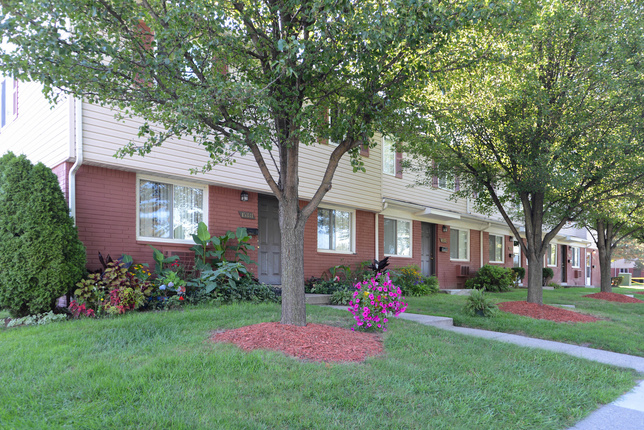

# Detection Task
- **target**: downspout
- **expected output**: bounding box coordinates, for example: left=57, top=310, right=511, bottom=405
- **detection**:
left=375, top=212, right=379, bottom=260
left=68, top=98, right=83, bottom=225
left=480, top=230, right=484, bottom=268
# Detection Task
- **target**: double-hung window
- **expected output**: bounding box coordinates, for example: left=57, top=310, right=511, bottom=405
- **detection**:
left=317, top=208, right=353, bottom=252
left=382, top=136, right=396, bottom=176
left=489, top=234, right=504, bottom=263
left=138, top=177, right=206, bottom=241
left=546, top=244, right=557, bottom=266
left=450, top=228, right=469, bottom=261
left=383, top=218, right=411, bottom=256
left=438, top=175, right=455, bottom=191
left=571, top=247, right=580, bottom=268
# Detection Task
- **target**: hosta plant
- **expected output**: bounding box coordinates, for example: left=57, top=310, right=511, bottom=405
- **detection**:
left=348, top=273, right=407, bottom=332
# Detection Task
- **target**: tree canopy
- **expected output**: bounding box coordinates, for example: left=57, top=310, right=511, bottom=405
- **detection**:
left=404, top=0, right=644, bottom=303
left=0, top=0, right=498, bottom=324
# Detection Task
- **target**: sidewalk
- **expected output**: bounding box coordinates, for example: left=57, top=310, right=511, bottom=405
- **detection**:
left=328, top=306, right=644, bottom=429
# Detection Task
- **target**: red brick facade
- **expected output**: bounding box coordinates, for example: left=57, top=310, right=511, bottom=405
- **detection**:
left=58, top=162, right=602, bottom=288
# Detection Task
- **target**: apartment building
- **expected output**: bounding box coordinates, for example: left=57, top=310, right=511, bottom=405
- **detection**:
left=0, top=80, right=601, bottom=288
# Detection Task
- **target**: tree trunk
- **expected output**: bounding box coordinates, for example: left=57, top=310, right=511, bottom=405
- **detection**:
left=278, top=195, right=307, bottom=326
left=599, top=249, right=613, bottom=293
left=526, top=250, right=544, bottom=304
left=596, top=220, right=614, bottom=293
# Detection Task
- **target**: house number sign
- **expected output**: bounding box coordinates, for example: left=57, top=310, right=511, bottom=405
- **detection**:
left=238, top=211, right=255, bottom=219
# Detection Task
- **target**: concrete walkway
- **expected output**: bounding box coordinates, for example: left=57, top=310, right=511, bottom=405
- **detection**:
left=327, top=306, right=644, bottom=429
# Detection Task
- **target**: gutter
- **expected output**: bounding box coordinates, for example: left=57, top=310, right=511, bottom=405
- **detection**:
left=68, top=97, right=83, bottom=225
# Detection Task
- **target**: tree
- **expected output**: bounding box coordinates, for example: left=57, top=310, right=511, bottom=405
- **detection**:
left=0, top=152, right=86, bottom=317
left=579, top=189, right=644, bottom=292
left=404, top=0, right=644, bottom=304
left=0, top=0, right=496, bottom=325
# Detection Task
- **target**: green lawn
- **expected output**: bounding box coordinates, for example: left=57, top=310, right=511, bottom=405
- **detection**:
left=407, top=287, right=644, bottom=357
left=0, top=303, right=638, bottom=430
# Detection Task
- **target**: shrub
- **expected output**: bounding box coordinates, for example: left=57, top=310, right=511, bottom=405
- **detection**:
left=465, top=265, right=514, bottom=292
left=190, top=262, right=279, bottom=304
left=390, top=265, right=439, bottom=296
left=542, top=268, right=554, bottom=285
left=463, top=289, right=498, bottom=317
left=511, top=267, right=525, bottom=287
left=0, top=152, right=86, bottom=317
left=330, top=288, right=353, bottom=305
left=304, top=276, right=349, bottom=294
left=348, top=273, right=407, bottom=332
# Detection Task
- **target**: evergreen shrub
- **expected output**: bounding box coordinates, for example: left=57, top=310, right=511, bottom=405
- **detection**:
left=0, top=152, right=86, bottom=317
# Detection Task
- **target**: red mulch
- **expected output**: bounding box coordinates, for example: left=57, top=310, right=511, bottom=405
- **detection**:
left=633, top=291, right=644, bottom=295
left=498, top=301, right=600, bottom=323
left=210, top=322, right=383, bottom=363
left=583, top=292, right=644, bottom=303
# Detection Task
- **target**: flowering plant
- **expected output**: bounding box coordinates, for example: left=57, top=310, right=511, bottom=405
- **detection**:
left=348, top=272, right=407, bottom=332
left=69, top=300, right=96, bottom=318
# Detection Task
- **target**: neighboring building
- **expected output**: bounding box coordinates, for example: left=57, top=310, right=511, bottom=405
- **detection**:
left=610, top=259, right=639, bottom=278
left=0, top=81, right=601, bottom=288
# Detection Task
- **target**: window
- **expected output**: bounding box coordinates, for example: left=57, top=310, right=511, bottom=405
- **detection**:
left=382, top=136, right=396, bottom=176
left=317, top=208, right=353, bottom=252
left=619, top=268, right=629, bottom=274
left=384, top=218, right=411, bottom=256
left=138, top=177, right=206, bottom=241
left=438, top=175, right=455, bottom=191
left=489, top=234, right=504, bottom=263
left=513, top=240, right=522, bottom=267
left=546, top=244, right=557, bottom=266
left=450, top=228, right=469, bottom=261
left=571, top=247, right=580, bottom=268
left=1, top=76, right=18, bottom=128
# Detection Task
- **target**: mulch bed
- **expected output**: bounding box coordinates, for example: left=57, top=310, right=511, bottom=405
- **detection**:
left=583, top=292, right=644, bottom=303
left=633, top=291, right=644, bottom=295
left=498, top=301, right=600, bottom=323
left=210, top=322, right=383, bottom=363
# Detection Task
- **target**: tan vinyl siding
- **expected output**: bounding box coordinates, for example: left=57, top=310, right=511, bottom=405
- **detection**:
left=0, top=81, right=70, bottom=167
left=82, top=103, right=382, bottom=211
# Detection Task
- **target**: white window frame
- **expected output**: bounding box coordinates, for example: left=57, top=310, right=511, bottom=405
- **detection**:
left=450, top=228, right=470, bottom=262
left=1, top=76, right=18, bottom=128
left=316, top=206, right=356, bottom=254
left=383, top=217, right=412, bottom=257
left=619, top=268, right=629, bottom=274
left=571, top=247, right=580, bottom=268
left=136, top=174, right=209, bottom=244
left=546, top=243, right=557, bottom=267
left=489, top=234, right=505, bottom=264
left=382, top=136, right=396, bottom=176
left=438, top=175, right=455, bottom=191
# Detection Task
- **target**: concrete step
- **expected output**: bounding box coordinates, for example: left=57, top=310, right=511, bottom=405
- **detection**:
left=441, top=289, right=472, bottom=296
left=305, top=294, right=332, bottom=305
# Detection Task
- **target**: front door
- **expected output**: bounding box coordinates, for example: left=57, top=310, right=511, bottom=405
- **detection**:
left=421, top=222, right=436, bottom=277
left=585, top=251, right=592, bottom=286
left=561, top=245, right=567, bottom=283
left=258, top=195, right=281, bottom=284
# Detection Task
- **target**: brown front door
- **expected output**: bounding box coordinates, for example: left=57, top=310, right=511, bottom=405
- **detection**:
left=258, top=195, right=281, bottom=284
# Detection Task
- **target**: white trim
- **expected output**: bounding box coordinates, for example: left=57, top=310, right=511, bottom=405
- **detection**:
left=136, top=174, right=209, bottom=243
left=489, top=234, right=505, bottom=264
left=316, top=205, right=356, bottom=254
left=383, top=216, right=413, bottom=257
left=450, top=227, right=470, bottom=262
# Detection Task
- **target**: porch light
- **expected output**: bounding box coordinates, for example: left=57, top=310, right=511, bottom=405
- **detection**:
left=240, top=190, right=249, bottom=202
left=442, top=225, right=448, bottom=232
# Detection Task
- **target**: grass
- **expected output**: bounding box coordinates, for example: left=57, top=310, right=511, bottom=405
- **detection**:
left=406, top=287, right=644, bottom=356
left=0, top=303, right=638, bottom=429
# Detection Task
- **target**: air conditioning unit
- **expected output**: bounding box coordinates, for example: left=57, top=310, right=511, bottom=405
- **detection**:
left=456, top=265, right=470, bottom=277
left=573, top=269, right=582, bottom=278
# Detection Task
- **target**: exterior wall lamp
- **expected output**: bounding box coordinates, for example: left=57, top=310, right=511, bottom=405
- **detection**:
left=442, top=225, right=448, bottom=233
left=240, top=190, right=249, bottom=202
